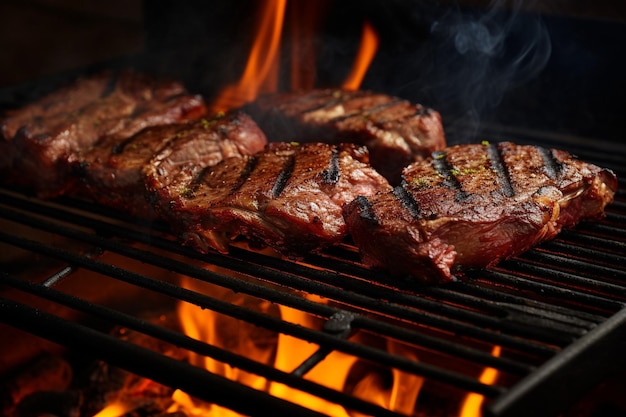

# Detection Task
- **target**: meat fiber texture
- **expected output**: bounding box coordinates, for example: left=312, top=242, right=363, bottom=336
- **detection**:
left=343, top=142, right=618, bottom=284
left=74, top=111, right=267, bottom=219
left=168, top=142, right=392, bottom=257
left=0, top=69, right=207, bottom=197
left=244, top=89, right=446, bottom=185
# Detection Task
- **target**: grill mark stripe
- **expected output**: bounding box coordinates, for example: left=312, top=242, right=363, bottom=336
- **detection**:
left=271, top=155, right=296, bottom=198
left=487, top=144, right=516, bottom=198
left=354, top=195, right=378, bottom=225
left=431, top=151, right=471, bottom=202
left=539, top=146, right=562, bottom=180
left=230, top=156, right=259, bottom=195
left=392, top=183, right=421, bottom=219
left=195, top=155, right=257, bottom=197
left=321, top=148, right=340, bottom=184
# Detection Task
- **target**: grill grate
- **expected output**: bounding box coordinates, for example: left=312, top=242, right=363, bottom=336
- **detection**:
left=1, top=128, right=625, bottom=417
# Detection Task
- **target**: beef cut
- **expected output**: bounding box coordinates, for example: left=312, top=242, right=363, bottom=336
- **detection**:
left=244, top=89, right=446, bottom=184
left=0, top=70, right=206, bottom=197
left=166, top=142, right=391, bottom=256
left=343, top=141, right=618, bottom=284
left=73, top=112, right=267, bottom=218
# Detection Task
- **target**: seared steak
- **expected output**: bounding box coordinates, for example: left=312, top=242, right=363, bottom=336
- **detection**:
left=167, top=142, right=391, bottom=256
left=343, top=142, right=618, bottom=284
left=74, top=112, right=267, bottom=218
left=0, top=70, right=206, bottom=197
left=144, top=111, right=268, bottom=220
left=243, top=89, right=446, bottom=184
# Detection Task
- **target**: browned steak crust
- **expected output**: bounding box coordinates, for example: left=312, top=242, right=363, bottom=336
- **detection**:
left=343, top=142, right=618, bottom=284
left=167, top=142, right=391, bottom=256
left=74, top=112, right=267, bottom=219
left=0, top=70, right=207, bottom=197
left=244, top=89, right=446, bottom=184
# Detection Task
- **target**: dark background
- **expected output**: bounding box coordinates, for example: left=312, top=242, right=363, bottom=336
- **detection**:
left=1, top=0, right=624, bottom=142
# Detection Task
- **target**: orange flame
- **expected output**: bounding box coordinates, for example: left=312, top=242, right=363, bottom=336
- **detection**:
left=288, top=1, right=329, bottom=91
left=458, top=346, right=502, bottom=417
left=92, top=401, right=135, bottom=417
left=170, top=272, right=424, bottom=416
left=211, top=0, right=287, bottom=112
left=212, top=0, right=379, bottom=112
left=341, top=21, right=379, bottom=91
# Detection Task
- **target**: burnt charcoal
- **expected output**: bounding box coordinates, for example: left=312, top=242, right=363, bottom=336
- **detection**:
left=343, top=142, right=618, bottom=283
left=0, top=69, right=207, bottom=197
left=244, top=89, right=446, bottom=184
left=169, top=142, right=391, bottom=256
left=1, top=355, right=73, bottom=416
left=15, top=390, right=82, bottom=417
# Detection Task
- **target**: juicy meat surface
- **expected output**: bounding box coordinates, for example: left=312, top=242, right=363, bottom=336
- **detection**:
left=0, top=69, right=206, bottom=196
left=74, top=112, right=267, bottom=218
left=168, top=142, right=391, bottom=256
left=144, top=111, right=268, bottom=220
left=343, top=141, right=618, bottom=284
left=243, top=89, right=446, bottom=184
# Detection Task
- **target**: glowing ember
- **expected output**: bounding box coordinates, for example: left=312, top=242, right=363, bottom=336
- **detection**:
left=458, top=346, right=502, bottom=417
left=341, top=21, right=380, bottom=91
left=92, top=401, right=135, bottom=417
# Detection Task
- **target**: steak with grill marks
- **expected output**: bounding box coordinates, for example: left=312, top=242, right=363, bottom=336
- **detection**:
left=0, top=69, right=206, bottom=197
left=168, top=142, right=391, bottom=256
left=143, top=112, right=268, bottom=220
left=73, top=112, right=267, bottom=219
left=343, top=141, right=618, bottom=284
left=243, top=89, right=446, bottom=184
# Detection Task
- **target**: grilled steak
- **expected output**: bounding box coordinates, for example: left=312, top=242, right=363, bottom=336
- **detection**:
left=167, top=142, right=391, bottom=256
left=144, top=112, right=268, bottom=220
left=243, top=89, right=446, bottom=184
left=0, top=70, right=206, bottom=197
left=343, top=141, right=618, bottom=284
left=74, top=112, right=267, bottom=218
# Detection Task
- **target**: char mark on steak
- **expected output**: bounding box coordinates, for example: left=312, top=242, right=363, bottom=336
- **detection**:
left=343, top=142, right=618, bottom=284
left=0, top=69, right=207, bottom=197
left=243, top=89, right=446, bottom=184
left=72, top=111, right=267, bottom=219
left=144, top=112, right=268, bottom=221
left=167, top=142, right=391, bottom=257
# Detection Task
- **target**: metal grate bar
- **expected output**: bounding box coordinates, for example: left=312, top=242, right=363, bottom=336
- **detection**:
left=0, top=297, right=330, bottom=417
left=0, top=201, right=563, bottom=358
left=0, top=230, right=508, bottom=397
left=0, top=273, right=404, bottom=417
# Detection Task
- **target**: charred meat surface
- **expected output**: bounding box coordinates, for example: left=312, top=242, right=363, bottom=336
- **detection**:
left=0, top=70, right=206, bottom=197
left=169, top=142, right=391, bottom=256
left=244, top=89, right=446, bottom=184
left=144, top=111, right=268, bottom=220
left=343, top=142, right=618, bottom=284
left=74, top=112, right=267, bottom=218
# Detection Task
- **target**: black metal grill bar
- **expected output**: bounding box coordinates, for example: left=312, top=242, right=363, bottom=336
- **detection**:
left=0, top=273, right=403, bottom=417
left=0, top=200, right=565, bottom=357
left=0, top=297, right=329, bottom=417
left=518, top=251, right=626, bottom=291
left=482, top=265, right=625, bottom=313
left=485, top=307, right=626, bottom=417
left=0, top=230, right=509, bottom=397
left=428, top=282, right=603, bottom=328
left=556, top=229, right=626, bottom=255
left=539, top=239, right=626, bottom=268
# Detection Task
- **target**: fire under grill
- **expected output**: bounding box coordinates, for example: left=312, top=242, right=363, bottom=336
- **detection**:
left=1, top=124, right=625, bottom=417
